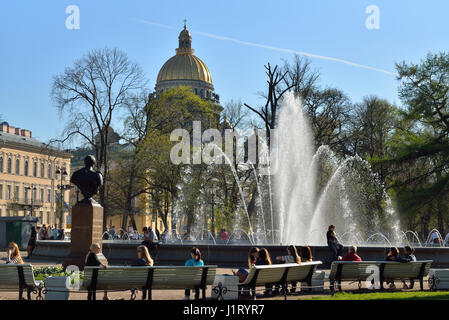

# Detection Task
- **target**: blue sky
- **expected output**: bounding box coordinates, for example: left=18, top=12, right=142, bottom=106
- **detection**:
left=0, top=0, right=448, bottom=144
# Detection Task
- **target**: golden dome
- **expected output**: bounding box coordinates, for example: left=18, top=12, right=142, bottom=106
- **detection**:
left=156, top=54, right=212, bottom=84
left=156, top=23, right=213, bottom=85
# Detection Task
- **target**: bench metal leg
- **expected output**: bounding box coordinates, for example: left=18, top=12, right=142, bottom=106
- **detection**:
left=251, top=287, right=256, bottom=300
left=194, top=287, right=200, bottom=300
left=88, top=289, right=96, bottom=300
left=18, top=287, right=24, bottom=300
left=27, top=288, right=32, bottom=300
left=420, top=278, right=424, bottom=291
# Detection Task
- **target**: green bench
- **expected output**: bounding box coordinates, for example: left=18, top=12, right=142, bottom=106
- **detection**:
left=82, top=265, right=217, bottom=300
left=238, top=261, right=322, bottom=299
left=329, top=260, right=433, bottom=292
left=0, top=264, right=45, bottom=300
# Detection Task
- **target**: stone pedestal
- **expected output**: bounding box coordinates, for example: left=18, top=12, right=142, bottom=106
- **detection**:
left=63, top=202, right=103, bottom=270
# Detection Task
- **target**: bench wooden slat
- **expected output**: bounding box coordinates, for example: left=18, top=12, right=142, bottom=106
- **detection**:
left=82, top=266, right=217, bottom=291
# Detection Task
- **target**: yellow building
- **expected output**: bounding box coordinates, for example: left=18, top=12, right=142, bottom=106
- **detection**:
left=0, top=122, right=72, bottom=227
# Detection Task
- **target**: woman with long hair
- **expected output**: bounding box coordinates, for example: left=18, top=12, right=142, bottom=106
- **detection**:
left=299, top=246, right=313, bottom=262
left=132, top=245, right=154, bottom=266
left=256, top=248, right=272, bottom=265
left=256, top=248, right=273, bottom=296
left=248, top=247, right=260, bottom=268
left=182, top=247, right=204, bottom=300
left=276, top=245, right=301, bottom=264
left=7, top=242, right=24, bottom=264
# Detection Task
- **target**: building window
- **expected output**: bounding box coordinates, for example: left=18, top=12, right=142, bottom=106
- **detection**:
left=6, top=185, right=11, bottom=200
left=0, top=156, right=3, bottom=172
left=47, top=189, right=51, bottom=203
left=24, top=160, right=29, bottom=176
left=14, top=186, right=19, bottom=200
left=48, top=164, right=52, bottom=179
left=33, top=162, right=37, bottom=177
left=40, top=188, right=44, bottom=202
left=15, top=158, right=20, bottom=175
left=0, top=184, right=3, bottom=199
left=32, top=188, right=37, bottom=201
left=40, top=163, right=45, bottom=178
left=7, top=158, right=12, bottom=174
left=47, top=212, right=50, bottom=225
left=24, top=188, right=28, bottom=202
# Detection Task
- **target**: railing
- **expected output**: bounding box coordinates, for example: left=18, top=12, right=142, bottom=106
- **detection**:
left=8, top=198, right=44, bottom=207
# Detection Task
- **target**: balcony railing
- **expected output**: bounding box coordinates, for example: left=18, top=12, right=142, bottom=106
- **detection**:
left=7, top=198, right=44, bottom=207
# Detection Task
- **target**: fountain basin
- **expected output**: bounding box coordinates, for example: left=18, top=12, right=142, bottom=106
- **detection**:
left=33, top=240, right=449, bottom=268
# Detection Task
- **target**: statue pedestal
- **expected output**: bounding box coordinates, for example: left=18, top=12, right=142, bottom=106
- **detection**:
left=63, top=202, right=104, bottom=270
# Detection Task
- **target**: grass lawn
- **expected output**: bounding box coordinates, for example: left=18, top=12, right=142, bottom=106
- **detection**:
left=303, top=291, right=449, bottom=300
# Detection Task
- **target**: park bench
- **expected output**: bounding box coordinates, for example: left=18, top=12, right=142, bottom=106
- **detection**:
left=236, top=261, right=322, bottom=300
left=329, top=260, right=433, bottom=292
left=0, top=264, right=45, bottom=300
left=82, top=265, right=217, bottom=300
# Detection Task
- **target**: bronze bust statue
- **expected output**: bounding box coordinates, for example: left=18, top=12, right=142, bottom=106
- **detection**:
left=70, top=155, right=103, bottom=204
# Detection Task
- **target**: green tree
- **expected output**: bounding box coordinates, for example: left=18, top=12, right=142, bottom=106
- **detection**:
left=383, top=52, right=449, bottom=236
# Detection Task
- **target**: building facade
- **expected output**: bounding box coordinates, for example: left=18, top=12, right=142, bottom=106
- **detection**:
left=0, top=122, right=72, bottom=227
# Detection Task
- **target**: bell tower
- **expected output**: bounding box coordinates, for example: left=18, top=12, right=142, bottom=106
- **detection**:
left=176, top=19, right=194, bottom=55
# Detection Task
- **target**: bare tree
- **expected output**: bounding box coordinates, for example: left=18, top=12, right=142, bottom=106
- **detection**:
left=244, top=56, right=320, bottom=147
left=51, top=47, right=147, bottom=220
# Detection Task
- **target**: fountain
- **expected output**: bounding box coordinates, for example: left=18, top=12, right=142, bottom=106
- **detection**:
left=34, top=92, right=449, bottom=267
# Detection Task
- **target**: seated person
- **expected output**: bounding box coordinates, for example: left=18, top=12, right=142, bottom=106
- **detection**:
left=339, top=245, right=362, bottom=261
left=182, top=247, right=204, bottom=300
left=385, top=247, right=400, bottom=289
left=299, top=246, right=313, bottom=262
left=396, top=246, right=417, bottom=289
left=233, top=248, right=259, bottom=297
left=132, top=245, right=154, bottom=266
left=275, top=245, right=301, bottom=293
left=397, top=246, right=416, bottom=263
left=275, top=245, right=301, bottom=264
left=85, top=243, right=109, bottom=300
left=6, top=242, right=24, bottom=264
left=256, top=248, right=274, bottom=296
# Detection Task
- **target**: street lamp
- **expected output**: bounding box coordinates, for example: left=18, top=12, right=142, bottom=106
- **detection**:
left=55, top=167, right=72, bottom=227
left=24, top=184, right=37, bottom=216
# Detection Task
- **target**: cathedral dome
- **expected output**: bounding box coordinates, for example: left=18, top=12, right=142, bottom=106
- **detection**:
left=156, top=22, right=214, bottom=90
left=156, top=54, right=212, bottom=84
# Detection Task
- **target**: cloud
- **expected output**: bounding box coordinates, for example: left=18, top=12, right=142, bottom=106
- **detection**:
left=135, top=18, right=396, bottom=76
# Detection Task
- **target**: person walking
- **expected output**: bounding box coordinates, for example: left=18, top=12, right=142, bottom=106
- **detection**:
left=26, top=226, right=37, bottom=259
